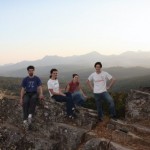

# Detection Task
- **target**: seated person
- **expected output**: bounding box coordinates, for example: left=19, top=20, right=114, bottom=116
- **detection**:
left=47, top=68, right=75, bottom=118
left=66, top=74, right=87, bottom=106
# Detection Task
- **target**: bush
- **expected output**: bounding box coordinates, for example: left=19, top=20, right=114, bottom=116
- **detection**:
left=84, top=92, right=127, bottom=119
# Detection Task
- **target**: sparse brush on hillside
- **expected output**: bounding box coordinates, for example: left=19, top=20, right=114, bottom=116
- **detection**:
left=83, top=92, right=127, bottom=118
left=0, top=75, right=149, bottom=119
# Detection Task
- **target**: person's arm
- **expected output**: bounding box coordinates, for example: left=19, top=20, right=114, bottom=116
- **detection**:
left=86, top=79, right=93, bottom=92
left=49, top=89, right=66, bottom=96
left=20, top=87, right=25, bottom=106
left=107, top=77, right=116, bottom=90
left=65, top=84, right=70, bottom=92
left=79, top=85, right=87, bottom=98
left=38, top=85, right=44, bottom=99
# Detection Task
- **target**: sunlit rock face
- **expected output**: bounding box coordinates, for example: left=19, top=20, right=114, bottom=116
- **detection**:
left=125, top=88, right=150, bottom=122
left=0, top=98, right=98, bottom=149
left=1, top=90, right=149, bottom=150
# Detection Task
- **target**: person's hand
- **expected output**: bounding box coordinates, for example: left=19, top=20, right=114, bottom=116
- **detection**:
left=106, top=86, right=110, bottom=90
left=61, top=93, right=66, bottom=96
left=39, top=95, right=44, bottom=100
left=83, top=95, right=87, bottom=99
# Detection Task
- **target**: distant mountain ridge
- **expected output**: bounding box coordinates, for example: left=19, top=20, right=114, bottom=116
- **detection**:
left=0, top=51, right=150, bottom=77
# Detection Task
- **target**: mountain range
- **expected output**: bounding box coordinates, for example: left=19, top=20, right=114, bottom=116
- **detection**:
left=0, top=51, right=150, bottom=78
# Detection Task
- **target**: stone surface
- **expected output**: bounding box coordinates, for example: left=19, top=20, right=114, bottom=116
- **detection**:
left=1, top=91, right=150, bottom=150
left=50, top=123, right=87, bottom=150
left=107, top=124, right=115, bottom=131
left=83, top=138, right=131, bottom=150
left=125, top=89, right=150, bottom=122
left=109, top=142, right=131, bottom=150
left=84, top=131, right=97, bottom=141
left=0, top=98, right=97, bottom=150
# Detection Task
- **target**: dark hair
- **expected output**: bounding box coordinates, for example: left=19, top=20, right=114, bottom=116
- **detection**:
left=94, top=62, right=102, bottom=68
left=72, top=73, right=78, bottom=78
left=50, top=68, right=58, bottom=78
left=27, top=65, right=35, bottom=70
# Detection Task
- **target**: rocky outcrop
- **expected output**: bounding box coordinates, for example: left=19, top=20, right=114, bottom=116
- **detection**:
left=106, top=88, right=150, bottom=150
left=125, top=89, right=150, bottom=122
left=0, top=97, right=133, bottom=150
left=83, top=138, right=131, bottom=150
left=1, top=87, right=150, bottom=150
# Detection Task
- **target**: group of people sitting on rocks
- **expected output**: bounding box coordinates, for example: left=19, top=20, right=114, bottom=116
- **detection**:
left=20, top=62, right=117, bottom=129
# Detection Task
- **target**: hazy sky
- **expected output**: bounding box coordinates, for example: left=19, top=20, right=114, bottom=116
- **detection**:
left=0, top=0, right=150, bottom=65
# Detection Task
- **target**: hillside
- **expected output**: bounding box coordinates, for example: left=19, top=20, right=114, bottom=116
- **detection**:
left=0, top=51, right=150, bottom=77
left=0, top=74, right=150, bottom=96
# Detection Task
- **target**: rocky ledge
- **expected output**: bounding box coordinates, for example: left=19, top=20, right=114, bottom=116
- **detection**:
left=0, top=89, right=150, bottom=150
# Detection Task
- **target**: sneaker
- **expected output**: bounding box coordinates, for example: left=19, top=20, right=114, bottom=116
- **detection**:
left=68, top=115, right=75, bottom=120
left=23, top=120, right=29, bottom=130
left=72, top=107, right=76, bottom=115
left=72, top=107, right=75, bottom=111
left=28, top=117, right=32, bottom=125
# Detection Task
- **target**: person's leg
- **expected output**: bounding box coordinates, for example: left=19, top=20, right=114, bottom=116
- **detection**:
left=28, top=93, right=38, bottom=119
left=23, top=94, right=30, bottom=121
left=94, top=93, right=103, bottom=120
left=52, top=94, right=74, bottom=116
left=72, top=91, right=85, bottom=106
left=52, top=95, right=67, bottom=102
left=65, top=92, right=75, bottom=109
left=101, top=92, right=116, bottom=118
left=66, top=94, right=75, bottom=116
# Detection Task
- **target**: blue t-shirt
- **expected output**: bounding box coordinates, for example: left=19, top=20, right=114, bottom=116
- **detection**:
left=21, top=76, right=42, bottom=93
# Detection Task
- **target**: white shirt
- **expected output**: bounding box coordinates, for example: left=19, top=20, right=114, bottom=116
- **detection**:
left=47, top=79, right=59, bottom=96
left=88, top=71, right=112, bottom=93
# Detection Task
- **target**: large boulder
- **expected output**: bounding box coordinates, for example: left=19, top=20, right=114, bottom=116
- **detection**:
left=125, top=89, right=150, bottom=122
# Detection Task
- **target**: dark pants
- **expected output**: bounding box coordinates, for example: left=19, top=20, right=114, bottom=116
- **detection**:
left=23, top=93, right=38, bottom=120
left=94, top=92, right=116, bottom=119
left=52, top=92, right=75, bottom=116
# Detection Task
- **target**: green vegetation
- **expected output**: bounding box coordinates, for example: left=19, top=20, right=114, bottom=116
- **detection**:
left=83, top=92, right=127, bottom=118
left=113, top=75, right=150, bottom=92
left=0, top=75, right=149, bottom=119
left=0, top=76, right=22, bottom=96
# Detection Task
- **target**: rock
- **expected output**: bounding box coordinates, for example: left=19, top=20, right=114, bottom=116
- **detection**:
left=0, top=98, right=97, bottom=149
left=1, top=93, right=149, bottom=150
left=112, top=130, right=133, bottom=143
left=107, top=124, right=115, bottom=130
left=51, top=123, right=87, bottom=150
left=109, top=142, right=131, bottom=150
left=126, top=89, right=150, bottom=122
left=84, top=131, right=97, bottom=141
left=83, top=138, right=131, bottom=150
left=83, top=138, right=104, bottom=150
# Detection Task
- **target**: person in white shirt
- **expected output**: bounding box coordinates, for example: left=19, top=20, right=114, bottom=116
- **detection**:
left=87, top=62, right=117, bottom=121
left=47, top=68, right=75, bottom=119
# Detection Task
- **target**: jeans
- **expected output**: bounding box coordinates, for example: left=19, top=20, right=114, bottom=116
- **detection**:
left=52, top=92, right=75, bottom=116
left=72, top=91, right=85, bottom=106
left=23, top=93, right=38, bottom=120
left=94, top=92, right=116, bottom=119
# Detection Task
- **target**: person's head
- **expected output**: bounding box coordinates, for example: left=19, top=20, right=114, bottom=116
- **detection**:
left=94, top=62, right=102, bottom=73
left=72, top=73, right=79, bottom=82
left=50, top=68, right=58, bottom=79
left=27, top=65, right=35, bottom=77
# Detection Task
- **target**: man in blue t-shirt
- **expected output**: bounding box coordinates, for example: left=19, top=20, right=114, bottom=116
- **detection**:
left=20, top=65, right=44, bottom=129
